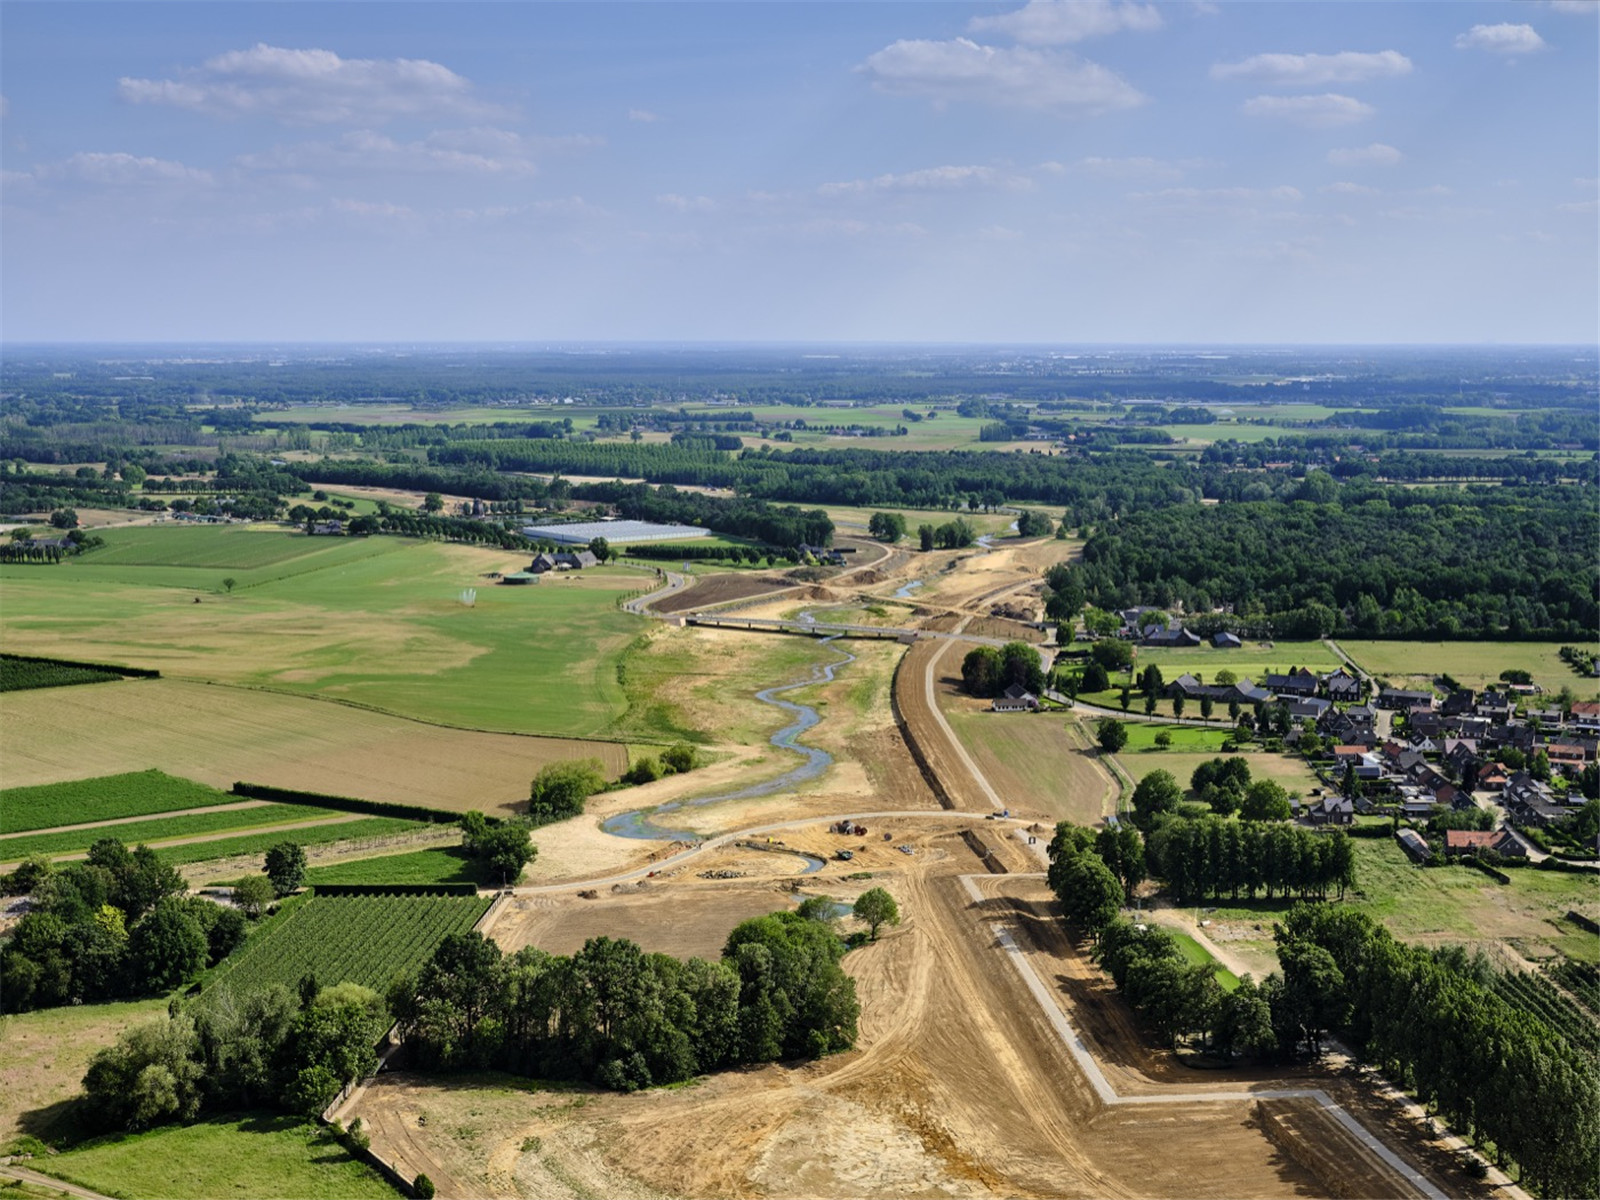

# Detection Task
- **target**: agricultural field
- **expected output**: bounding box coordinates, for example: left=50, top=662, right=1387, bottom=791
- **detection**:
left=151, top=816, right=428, bottom=868
left=303, top=845, right=490, bottom=888
left=0, top=801, right=352, bottom=864
left=0, top=655, right=123, bottom=693
left=1198, top=838, right=1600, bottom=960
left=821, top=503, right=1020, bottom=538
left=0, top=770, right=238, bottom=834
left=204, top=892, right=492, bottom=1002
left=1340, top=639, right=1600, bottom=700
left=28, top=1116, right=399, bottom=1200
left=942, top=708, right=1117, bottom=826
left=0, top=526, right=649, bottom=736
left=1122, top=747, right=1321, bottom=799
left=0, top=996, right=171, bottom=1145
left=1118, top=639, right=1345, bottom=683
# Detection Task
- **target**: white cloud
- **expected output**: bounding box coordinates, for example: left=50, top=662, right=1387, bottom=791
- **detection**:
left=818, top=164, right=1032, bottom=196
left=1454, top=24, right=1547, bottom=54
left=1067, top=155, right=1186, bottom=181
left=330, top=197, right=416, bottom=219
left=1322, top=181, right=1381, bottom=195
left=119, top=43, right=504, bottom=125
left=238, top=128, right=548, bottom=176
left=1557, top=198, right=1599, bottom=213
left=860, top=37, right=1145, bottom=114
left=1326, top=142, right=1403, bottom=167
left=1546, top=1, right=1597, bottom=14
left=1211, top=50, right=1412, bottom=86
left=967, top=0, right=1162, bottom=45
left=1242, top=93, right=1375, bottom=127
left=1131, top=185, right=1302, bottom=202
left=38, top=151, right=213, bottom=185
left=657, top=193, right=718, bottom=213
left=628, top=108, right=661, bottom=123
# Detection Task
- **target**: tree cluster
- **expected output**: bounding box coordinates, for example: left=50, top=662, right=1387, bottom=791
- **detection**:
left=1147, top=814, right=1356, bottom=903
left=391, top=916, right=858, bottom=1092
left=1, top=841, right=249, bottom=1013
left=82, top=978, right=389, bottom=1131
left=960, top=642, right=1044, bottom=698
left=527, top=759, right=610, bottom=821
left=1277, top=905, right=1599, bottom=1198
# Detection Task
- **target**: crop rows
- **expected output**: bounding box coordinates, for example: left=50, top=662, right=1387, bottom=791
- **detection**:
left=0, top=655, right=122, bottom=693
left=1493, top=969, right=1600, bottom=1056
left=206, top=893, right=491, bottom=1002
left=1, top=770, right=239, bottom=835
left=1547, top=960, right=1600, bottom=1018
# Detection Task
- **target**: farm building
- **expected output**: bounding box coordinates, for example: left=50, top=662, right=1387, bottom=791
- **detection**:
left=500, top=571, right=539, bottom=585
left=521, top=519, right=710, bottom=545
left=993, top=684, right=1039, bottom=713
left=1395, top=828, right=1432, bottom=863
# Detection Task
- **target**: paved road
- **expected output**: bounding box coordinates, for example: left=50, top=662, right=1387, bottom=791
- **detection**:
left=0, top=1164, right=117, bottom=1200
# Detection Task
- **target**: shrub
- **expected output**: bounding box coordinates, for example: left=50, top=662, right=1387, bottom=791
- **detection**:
left=528, top=758, right=608, bottom=821
left=414, top=1174, right=436, bottom=1199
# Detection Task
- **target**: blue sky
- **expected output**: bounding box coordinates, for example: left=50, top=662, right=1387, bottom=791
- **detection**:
left=2, top=1, right=1596, bottom=343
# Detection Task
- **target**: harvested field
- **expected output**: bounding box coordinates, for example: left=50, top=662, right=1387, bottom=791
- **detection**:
left=943, top=707, right=1117, bottom=826
left=651, top=572, right=794, bottom=614
left=0, top=678, right=627, bottom=818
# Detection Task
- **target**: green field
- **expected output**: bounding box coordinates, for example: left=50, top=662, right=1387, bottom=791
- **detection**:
left=1158, top=926, right=1241, bottom=990
left=1340, top=640, right=1600, bottom=700
left=32, top=1115, right=399, bottom=1200
left=205, top=892, right=491, bottom=1001
left=1197, top=837, right=1600, bottom=959
left=1117, top=723, right=1233, bottom=753
left=0, top=802, right=350, bottom=862
left=0, top=527, right=648, bottom=736
left=151, top=816, right=429, bottom=867
left=0, top=771, right=239, bottom=835
left=302, top=844, right=491, bottom=887
left=1121, top=638, right=1344, bottom=681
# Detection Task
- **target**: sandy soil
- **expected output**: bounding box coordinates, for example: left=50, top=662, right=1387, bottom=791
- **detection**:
left=0, top=678, right=626, bottom=816
left=354, top=825, right=1470, bottom=1200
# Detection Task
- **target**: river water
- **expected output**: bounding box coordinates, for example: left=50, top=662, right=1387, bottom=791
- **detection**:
left=600, top=636, right=857, bottom=842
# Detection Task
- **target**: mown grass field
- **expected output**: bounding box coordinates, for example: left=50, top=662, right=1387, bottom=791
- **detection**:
left=1119, top=638, right=1344, bottom=681
left=943, top=710, right=1116, bottom=826
left=1159, top=926, right=1241, bottom=990
left=0, top=996, right=171, bottom=1144
left=0, top=526, right=649, bottom=736
left=205, top=892, right=491, bottom=1001
left=0, top=802, right=349, bottom=863
left=0, top=770, right=237, bottom=834
left=1340, top=640, right=1599, bottom=699
left=1198, top=837, right=1600, bottom=959
left=31, top=1116, right=399, bottom=1200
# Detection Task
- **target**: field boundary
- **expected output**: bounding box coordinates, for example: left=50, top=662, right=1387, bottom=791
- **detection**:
left=1, top=650, right=161, bottom=680
left=231, top=782, right=469, bottom=827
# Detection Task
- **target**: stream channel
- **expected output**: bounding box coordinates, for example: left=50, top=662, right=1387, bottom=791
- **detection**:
left=600, top=633, right=855, bottom=859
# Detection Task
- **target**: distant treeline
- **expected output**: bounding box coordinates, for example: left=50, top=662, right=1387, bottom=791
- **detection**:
left=1061, top=483, right=1598, bottom=639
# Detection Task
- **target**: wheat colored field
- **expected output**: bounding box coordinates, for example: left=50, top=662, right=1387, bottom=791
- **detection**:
left=0, top=678, right=626, bottom=815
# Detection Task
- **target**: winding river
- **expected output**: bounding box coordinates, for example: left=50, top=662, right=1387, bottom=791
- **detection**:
left=601, top=636, right=857, bottom=843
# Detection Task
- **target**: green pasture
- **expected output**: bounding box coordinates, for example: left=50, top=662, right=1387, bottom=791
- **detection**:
left=0, top=770, right=237, bottom=835
left=1117, top=723, right=1234, bottom=753
left=1195, top=837, right=1599, bottom=959
left=1157, top=926, right=1241, bottom=990
left=0, top=803, right=348, bottom=863
left=302, top=844, right=490, bottom=887
left=32, top=1115, right=400, bottom=1200
left=0, top=526, right=647, bottom=736
left=1122, top=639, right=1344, bottom=681
left=1340, top=640, right=1599, bottom=699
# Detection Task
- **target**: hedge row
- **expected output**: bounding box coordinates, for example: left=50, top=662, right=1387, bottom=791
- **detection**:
left=231, top=782, right=476, bottom=827
left=0, top=650, right=160, bottom=679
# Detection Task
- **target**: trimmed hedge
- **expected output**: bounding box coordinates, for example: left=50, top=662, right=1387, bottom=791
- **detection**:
left=231, top=781, right=474, bottom=826
left=0, top=650, right=160, bottom=679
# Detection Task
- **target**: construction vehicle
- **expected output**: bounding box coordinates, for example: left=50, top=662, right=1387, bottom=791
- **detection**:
left=834, top=849, right=854, bottom=861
